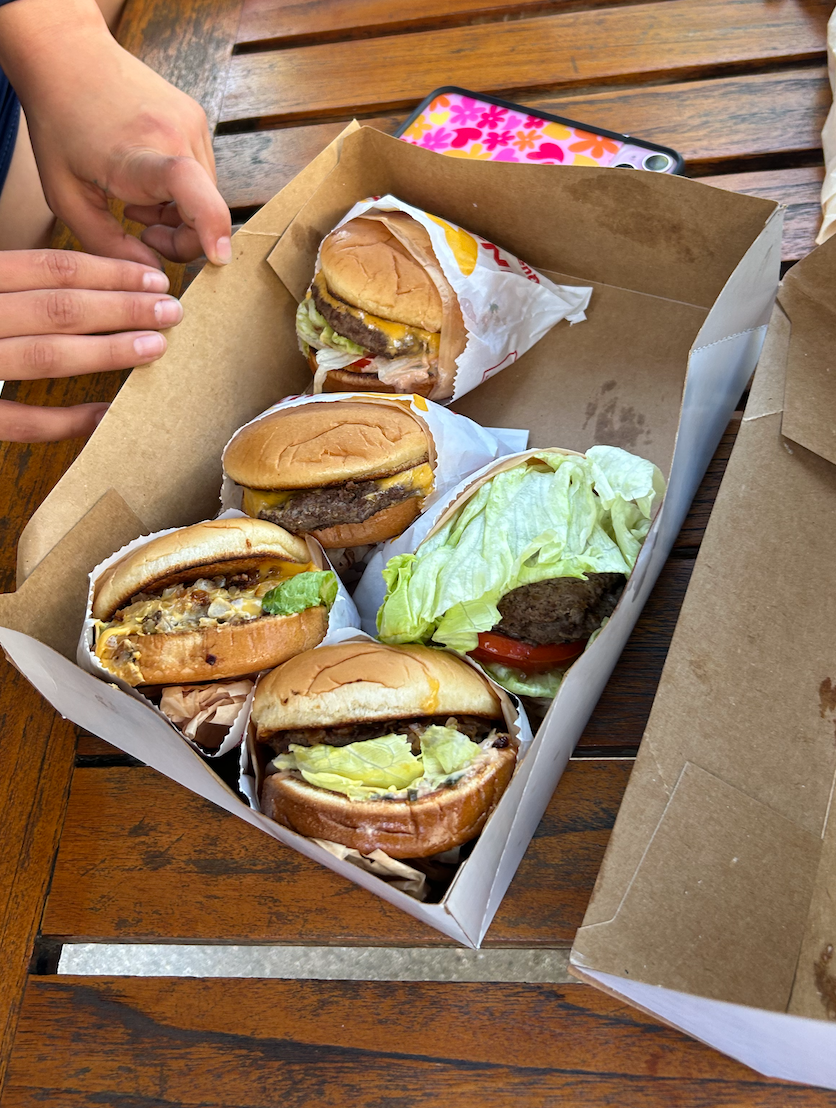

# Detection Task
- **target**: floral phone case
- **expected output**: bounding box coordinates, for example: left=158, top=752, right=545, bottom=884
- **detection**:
left=396, top=87, right=683, bottom=174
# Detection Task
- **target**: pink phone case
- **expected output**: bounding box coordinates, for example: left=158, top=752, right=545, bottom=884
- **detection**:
left=398, top=89, right=682, bottom=173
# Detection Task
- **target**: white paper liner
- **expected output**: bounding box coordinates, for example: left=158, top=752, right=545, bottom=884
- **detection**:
left=308, top=195, right=592, bottom=401
left=818, top=7, right=836, bottom=244
left=239, top=627, right=533, bottom=900
left=221, top=390, right=526, bottom=512
left=77, top=510, right=360, bottom=758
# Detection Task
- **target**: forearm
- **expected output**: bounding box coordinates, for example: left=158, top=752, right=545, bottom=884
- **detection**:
left=0, top=0, right=113, bottom=98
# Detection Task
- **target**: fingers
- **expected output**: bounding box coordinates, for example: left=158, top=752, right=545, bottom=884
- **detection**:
left=55, top=182, right=165, bottom=269
left=0, top=330, right=167, bottom=380
left=126, top=152, right=232, bottom=265
left=0, top=249, right=170, bottom=294
left=123, top=201, right=181, bottom=228
left=139, top=222, right=202, bottom=264
left=0, top=399, right=109, bottom=443
left=0, top=289, right=183, bottom=340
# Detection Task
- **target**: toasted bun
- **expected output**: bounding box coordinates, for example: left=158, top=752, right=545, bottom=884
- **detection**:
left=122, top=605, right=328, bottom=687
left=310, top=497, right=422, bottom=549
left=253, top=641, right=502, bottom=735
left=93, top=518, right=311, bottom=621
left=261, top=742, right=515, bottom=857
left=316, top=366, right=435, bottom=399
left=320, top=217, right=443, bottom=332
left=223, top=401, right=429, bottom=490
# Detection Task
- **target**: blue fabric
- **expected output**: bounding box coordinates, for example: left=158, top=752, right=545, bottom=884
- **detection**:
left=0, top=64, right=19, bottom=196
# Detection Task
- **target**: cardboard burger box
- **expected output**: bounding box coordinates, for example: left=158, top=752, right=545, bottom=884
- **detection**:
left=570, top=234, right=836, bottom=1090
left=0, top=124, right=781, bottom=946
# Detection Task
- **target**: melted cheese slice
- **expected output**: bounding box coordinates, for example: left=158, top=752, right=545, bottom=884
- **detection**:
left=242, top=462, right=434, bottom=517
left=93, top=561, right=316, bottom=681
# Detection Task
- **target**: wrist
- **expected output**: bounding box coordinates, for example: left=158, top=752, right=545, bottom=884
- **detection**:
left=0, top=0, right=113, bottom=96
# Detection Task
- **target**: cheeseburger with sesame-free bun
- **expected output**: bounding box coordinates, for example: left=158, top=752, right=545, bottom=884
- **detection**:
left=295, top=212, right=466, bottom=400
left=90, top=517, right=337, bottom=687
left=223, top=400, right=434, bottom=549
left=254, top=641, right=517, bottom=858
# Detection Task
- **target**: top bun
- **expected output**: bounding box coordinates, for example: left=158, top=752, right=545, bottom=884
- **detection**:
left=320, top=217, right=444, bottom=333
left=223, top=400, right=429, bottom=490
left=253, top=641, right=503, bottom=734
left=93, top=517, right=311, bottom=621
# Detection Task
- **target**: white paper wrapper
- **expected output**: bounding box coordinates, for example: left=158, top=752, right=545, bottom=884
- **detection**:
left=77, top=510, right=360, bottom=758
left=238, top=627, right=533, bottom=899
left=307, top=195, right=592, bottom=401
left=818, top=7, right=836, bottom=244
left=220, top=392, right=528, bottom=574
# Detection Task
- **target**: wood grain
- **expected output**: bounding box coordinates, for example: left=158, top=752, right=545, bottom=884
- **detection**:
left=0, top=659, right=77, bottom=1091
left=41, top=759, right=630, bottom=946
left=220, top=0, right=830, bottom=125
left=7, top=976, right=836, bottom=1107
left=694, top=166, right=825, bottom=262
left=236, top=0, right=671, bottom=47
left=214, top=66, right=828, bottom=211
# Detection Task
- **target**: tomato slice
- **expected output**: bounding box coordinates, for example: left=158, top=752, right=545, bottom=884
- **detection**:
left=469, top=632, right=587, bottom=673
left=346, top=357, right=373, bottom=371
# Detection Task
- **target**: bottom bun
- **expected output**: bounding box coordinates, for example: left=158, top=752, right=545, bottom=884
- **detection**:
left=310, top=496, right=423, bottom=549
left=130, top=606, right=328, bottom=686
left=260, top=743, right=516, bottom=858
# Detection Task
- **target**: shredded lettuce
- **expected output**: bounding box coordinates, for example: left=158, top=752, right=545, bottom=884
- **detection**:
left=270, top=725, right=482, bottom=801
left=479, top=663, right=565, bottom=700
left=295, top=296, right=366, bottom=357
left=377, top=449, right=664, bottom=654
left=262, top=571, right=337, bottom=617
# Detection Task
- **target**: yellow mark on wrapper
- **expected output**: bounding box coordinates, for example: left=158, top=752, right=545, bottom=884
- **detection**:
left=426, top=215, right=478, bottom=276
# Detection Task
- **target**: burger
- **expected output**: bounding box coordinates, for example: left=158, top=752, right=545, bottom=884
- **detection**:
left=376, top=446, right=665, bottom=700
left=223, top=400, right=434, bottom=549
left=295, top=212, right=466, bottom=400
left=90, top=517, right=337, bottom=687
left=254, top=641, right=517, bottom=858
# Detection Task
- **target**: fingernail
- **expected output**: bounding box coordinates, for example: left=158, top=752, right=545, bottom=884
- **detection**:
left=154, top=297, right=183, bottom=326
left=143, top=270, right=170, bottom=293
left=215, top=236, right=232, bottom=265
left=134, top=332, right=166, bottom=360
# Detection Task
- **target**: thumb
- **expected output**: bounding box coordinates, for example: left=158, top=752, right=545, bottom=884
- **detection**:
left=125, top=152, right=232, bottom=265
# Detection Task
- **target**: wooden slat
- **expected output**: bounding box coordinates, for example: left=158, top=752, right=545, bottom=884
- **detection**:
left=214, top=68, right=827, bottom=210
left=694, top=166, right=825, bottom=262
left=7, top=977, right=835, bottom=1106
left=0, top=0, right=245, bottom=1090
left=220, top=0, right=830, bottom=125
left=236, top=0, right=670, bottom=47
left=0, top=660, right=77, bottom=1092
left=41, top=759, right=630, bottom=946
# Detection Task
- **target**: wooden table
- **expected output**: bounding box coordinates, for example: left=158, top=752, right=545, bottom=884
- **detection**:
left=2, top=0, right=835, bottom=1103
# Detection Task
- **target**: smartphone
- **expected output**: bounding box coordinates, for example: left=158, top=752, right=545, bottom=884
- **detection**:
left=396, top=86, right=683, bottom=174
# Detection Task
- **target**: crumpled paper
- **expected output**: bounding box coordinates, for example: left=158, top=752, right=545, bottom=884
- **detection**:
left=817, top=7, right=836, bottom=244
left=160, top=680, right=253, bottom=743
left=310, top=195, right=592, bottom=401
left=312, top=839, right=429, bottom=900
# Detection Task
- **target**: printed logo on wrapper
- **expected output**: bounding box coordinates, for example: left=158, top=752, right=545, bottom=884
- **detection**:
left=317, top=195, right=592, bottom=402
left=77, top=509, right=361, bottom=759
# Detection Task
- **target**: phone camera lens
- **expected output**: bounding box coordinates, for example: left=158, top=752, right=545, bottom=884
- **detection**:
left=613, top=162, right=635, bottom=169
left=643, top=153, right=672, bottom=172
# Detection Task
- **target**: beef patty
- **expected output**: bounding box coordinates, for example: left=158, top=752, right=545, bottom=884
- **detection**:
left=312, top=271, right=437, bottom=359
left=262, top=714, right=502, bottom=757
left=258, top=473, right=425, bottom=533
left=494, top=573, right=626, bottom=645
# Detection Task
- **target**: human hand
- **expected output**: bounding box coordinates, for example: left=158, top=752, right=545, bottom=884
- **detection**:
left=0, top=1, right=231, bottom=268
left=0, top=250, right=181, bottom=443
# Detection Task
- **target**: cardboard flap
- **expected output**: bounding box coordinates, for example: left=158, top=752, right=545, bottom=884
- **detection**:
left=13, top=128, right=363, bottom=587
left=789, top=783, right=836, bottom=1021
left=0, top=489, right=146, bottom=658
left=573, top=762, right=820, bottom=1011
left=779, top=232, right=836, bottom=465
